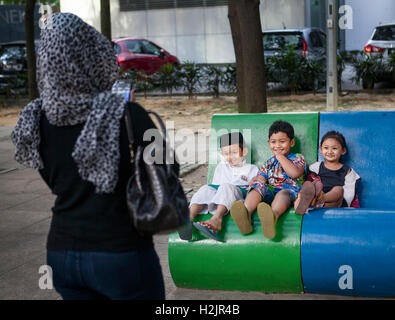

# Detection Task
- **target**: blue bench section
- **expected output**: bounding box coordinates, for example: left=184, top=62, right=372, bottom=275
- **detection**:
left=301, top=208, right=395, bottom=297
left=318, top=111, right=395, bottom=209
left=301, top=111, right=395, bottom=297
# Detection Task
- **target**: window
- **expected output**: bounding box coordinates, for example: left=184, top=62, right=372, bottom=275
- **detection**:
left=149, top=0, right=175, bottom=10
left=263, top=32, right=304, bottom=50
left=113, top=43, right=121, bottom=54
left=125, top=40, right=143, bottom=54
left=372, top=26, right=395, bottom=41
left=120, top=0, right=228, bottom=12
left=177, top=0, right=203, bottom=8
left=318, top=32, right=326, bottom=48
left=309, top=32, right=322, bottom=48
left=205, top=0, right=228, bottom=7
left=0, top=46, right=26, bottom=59
left=141, top=40, right=162, bottom=55
left=119, top=0, right=146, bottom=11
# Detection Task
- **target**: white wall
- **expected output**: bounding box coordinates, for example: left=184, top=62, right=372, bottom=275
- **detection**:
left=345, top=0, right=395, bottom=51
left=60, top=0, right=100, bottom=28
left=60, top=0, right=307, bottom=63
left=260, top=0, right=306, bottom=30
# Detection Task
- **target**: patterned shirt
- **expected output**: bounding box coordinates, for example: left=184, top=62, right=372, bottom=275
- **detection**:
left=258, top=153, right=306, bottom=193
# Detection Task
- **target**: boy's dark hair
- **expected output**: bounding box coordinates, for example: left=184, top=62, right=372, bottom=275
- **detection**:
left=320, top=131, right=347, bottom=150
left=268, top=120, right=294, bottom=140
left=220, top=132, right=245, bottom=149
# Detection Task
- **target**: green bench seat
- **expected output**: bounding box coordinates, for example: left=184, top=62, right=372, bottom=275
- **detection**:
left=168, top=112, right=319, bottom=293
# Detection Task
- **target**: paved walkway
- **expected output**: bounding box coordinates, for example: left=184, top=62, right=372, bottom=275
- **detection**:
left=0, top=125, right=378, bottom=300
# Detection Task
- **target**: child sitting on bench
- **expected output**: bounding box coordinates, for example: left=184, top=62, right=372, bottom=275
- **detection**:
left=230, top=120, right=306, bottom=239
left=294, top=130, right=360, bottom=214
left=186, top=132, right=259, bottom=242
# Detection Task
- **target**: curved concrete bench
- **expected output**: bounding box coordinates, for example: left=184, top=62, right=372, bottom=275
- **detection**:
left=168, top=111, right=395, bottom=297
left=301, top=208, right=395, bottom=298
left=169, top=211, right=303, bottom=292
left=300, top=110, right=395, bottom=298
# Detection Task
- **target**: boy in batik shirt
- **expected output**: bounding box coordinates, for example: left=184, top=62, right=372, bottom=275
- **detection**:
left=230, top=120, right=306, bottom=239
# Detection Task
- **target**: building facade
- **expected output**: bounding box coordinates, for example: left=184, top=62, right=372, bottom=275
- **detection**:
left=0, top=5, right=41, bottom=43
left=60, top=0, right=307, bottom=63
left=59, top=0, right=395, bottom=63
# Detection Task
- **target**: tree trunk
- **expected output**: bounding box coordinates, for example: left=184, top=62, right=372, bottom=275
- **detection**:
left=228, top=1, right=246, bottom=112
left=228, top=0, right=267, bottom=113
left=100, top=0, right=112, bottom=41
left=25, top=0, right=39, bottom=100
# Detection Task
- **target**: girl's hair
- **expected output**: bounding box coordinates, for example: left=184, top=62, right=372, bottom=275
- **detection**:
left=320, top=131, right=347, bottom=150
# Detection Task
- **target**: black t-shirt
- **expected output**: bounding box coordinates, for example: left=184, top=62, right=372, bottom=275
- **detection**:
left=39, top=102, right=155, bottom=252
left=318, top=162, right=350, bottom=193
left=318, top=162, right=350, bottom=207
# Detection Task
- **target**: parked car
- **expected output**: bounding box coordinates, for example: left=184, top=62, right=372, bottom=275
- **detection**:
left=364, top=23, right=395, bottom=59
left=0, top=40, right=39, bottom=94
left=112, top=38, right=180, bottom=75
left=262, top=27, right=326, bottom=61
left=0, top=40, right=39, bottom=73
left=363, top=22, right=395, bottom=87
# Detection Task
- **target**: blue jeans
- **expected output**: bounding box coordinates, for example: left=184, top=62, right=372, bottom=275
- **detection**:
left=47, top=247, right=165, bottom=300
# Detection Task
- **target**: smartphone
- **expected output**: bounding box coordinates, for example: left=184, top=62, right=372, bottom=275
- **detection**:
left=112, top=80, right=133, bottom=102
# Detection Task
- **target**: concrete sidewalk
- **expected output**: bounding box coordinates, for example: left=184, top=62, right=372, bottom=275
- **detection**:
left=0, top=125, right=376, bottom=300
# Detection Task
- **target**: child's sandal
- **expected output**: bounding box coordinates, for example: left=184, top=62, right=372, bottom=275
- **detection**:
left=257, top=202, right=277, bottom=239
left=230, top=200, right=253, bottom=234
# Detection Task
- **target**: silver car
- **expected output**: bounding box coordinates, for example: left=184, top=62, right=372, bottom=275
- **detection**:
left=262, top=27, right=326, bottom=61
left=365, top=23, right=395, bottom=61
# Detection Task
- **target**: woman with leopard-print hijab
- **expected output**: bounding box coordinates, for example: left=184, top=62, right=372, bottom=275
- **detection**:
left=11, top=13, right=164, bottom=300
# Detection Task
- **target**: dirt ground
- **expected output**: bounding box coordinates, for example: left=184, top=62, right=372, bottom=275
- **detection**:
left=1, top=90, right=395, bottom=128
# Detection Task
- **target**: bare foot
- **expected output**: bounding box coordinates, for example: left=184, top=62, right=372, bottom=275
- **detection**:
left=313, top=180, right=325, bottom=208
left=205, top=216, right=223, bottom=231
left=295, top=181, right=315, bottom=215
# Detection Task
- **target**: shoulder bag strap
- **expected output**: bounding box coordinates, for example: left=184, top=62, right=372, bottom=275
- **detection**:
left=146, top=110, right=174, bottom=176
left=124, top=103, right=135, bottom=162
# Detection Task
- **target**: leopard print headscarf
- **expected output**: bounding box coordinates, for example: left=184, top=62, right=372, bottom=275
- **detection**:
left=11, top=13, right=126, bottom=193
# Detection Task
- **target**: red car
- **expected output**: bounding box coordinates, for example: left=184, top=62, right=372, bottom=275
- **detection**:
left=112, top=37, right=180, bottom=75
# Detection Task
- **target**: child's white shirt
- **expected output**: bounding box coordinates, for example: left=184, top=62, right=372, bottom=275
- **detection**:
left=189, top=159, right=259, bottom=213
left=211, top=159, right=259, bottom=186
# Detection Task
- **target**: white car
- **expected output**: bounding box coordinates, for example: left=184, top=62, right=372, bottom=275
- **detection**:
left=365, top=23, right=395, bottom=61
left=363, top=23, right=395, bottom=88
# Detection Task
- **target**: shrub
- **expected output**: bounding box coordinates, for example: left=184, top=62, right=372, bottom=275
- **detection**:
left=222, top=64, right=237, bottom=94
left=203, top=64, right=226, bottom=98
left=267, top=45, right=308, bottom=95
left=179, top=61, right=202, bottom=99
left=157, top=63, right=182, bottom=97
left=389, top=52, right=395, bottom=81
left=121, top=68, right=157, bottom=99
left=350, top=52, right=387, bottom=89
left=303, top=57, right=326, bottom=94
